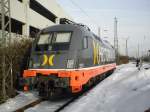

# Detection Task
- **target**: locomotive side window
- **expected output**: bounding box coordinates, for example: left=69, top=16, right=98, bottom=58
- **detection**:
left=83, top=36, right=88, bottom=49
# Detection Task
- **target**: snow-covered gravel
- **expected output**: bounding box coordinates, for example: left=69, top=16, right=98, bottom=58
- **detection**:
left=62, top=63, right=150, bottom=112
left=0, top=91, right=39, bottom=112
left=25, top=100, right=69, bottom=112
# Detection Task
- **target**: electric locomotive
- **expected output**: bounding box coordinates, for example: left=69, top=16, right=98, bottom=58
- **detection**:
left=23, top=19, right=116, bottom=98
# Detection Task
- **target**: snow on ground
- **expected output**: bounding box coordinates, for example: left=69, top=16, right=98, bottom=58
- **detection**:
left=25, top=100, right=69, bottom=112
left=62, top=63, right=150, bottom=112
left=0, top=91, right=39, bottom=112
left=0, top=62, right=150, bottom=112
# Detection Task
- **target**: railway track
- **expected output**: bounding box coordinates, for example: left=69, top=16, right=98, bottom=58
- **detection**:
left=13, top=83, right=98, bottom=112
left=13, top=95, right=79, bottom=112
left=14, top=98, right=44, bottom=112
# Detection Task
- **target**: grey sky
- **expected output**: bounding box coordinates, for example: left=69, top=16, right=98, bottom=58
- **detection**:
left=57, top=0, right=150, bottom=57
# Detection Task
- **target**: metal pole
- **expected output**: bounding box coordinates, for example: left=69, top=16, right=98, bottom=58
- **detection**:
left=98, top=27, right=101, bottom=37
left=125, top=37, right=129, bottom=57
left=0, top=0, right=12, bottom=101
left=143, top=36, right=146, bottom=57
left=126, top=39, right=127, bottom=56
left=114, top=17, right=119, bottom=64
left=1, top=0, right=7, bottom=100
left=138, top=43, right=140, bottom=58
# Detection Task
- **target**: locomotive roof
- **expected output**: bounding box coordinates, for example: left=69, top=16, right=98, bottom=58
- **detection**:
left=41, top=24, right=113, bottom=49
left=41, top=24, right=88, bottom=33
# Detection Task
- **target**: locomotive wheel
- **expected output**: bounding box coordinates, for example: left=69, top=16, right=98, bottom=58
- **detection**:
left=38, top=82, right=46, bottom=97
left=87, top=79, right=93, bottom=87
left=84, top=78, right=94, bottom=89
left=48, top=88, right=63, bottom=100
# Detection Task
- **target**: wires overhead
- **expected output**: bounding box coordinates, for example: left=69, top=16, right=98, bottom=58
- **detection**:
left=57, top=0, right=101, bottom=35
left=69, top=0, right=99, bottom=27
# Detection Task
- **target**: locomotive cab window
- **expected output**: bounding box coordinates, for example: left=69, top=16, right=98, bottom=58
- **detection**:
left=38, top=34, right=52, bottom=45
left=36, top=32, right=72, bottom=51
left=83, top=36, right=88, bottom=49
left=52, top=32, right=72, bottom=51
left=36, top=33, right=52, bottom=51
left=53, top=32, right=71, bottom=43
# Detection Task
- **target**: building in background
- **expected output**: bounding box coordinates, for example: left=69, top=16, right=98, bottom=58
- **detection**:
left=0, top=0, right=72, bottom=38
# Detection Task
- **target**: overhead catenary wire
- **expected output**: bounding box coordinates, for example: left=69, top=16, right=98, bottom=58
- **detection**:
left=69, top=0, right=99, bottom=27
left=57, top=0, right=102, bottom=36
left=57, top=0, right=100, bottom=27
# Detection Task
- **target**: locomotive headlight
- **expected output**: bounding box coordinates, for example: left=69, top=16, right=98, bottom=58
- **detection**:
left=67, top=59, right=74, bottom=68
left=33, top=63, right=40, bottom=67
